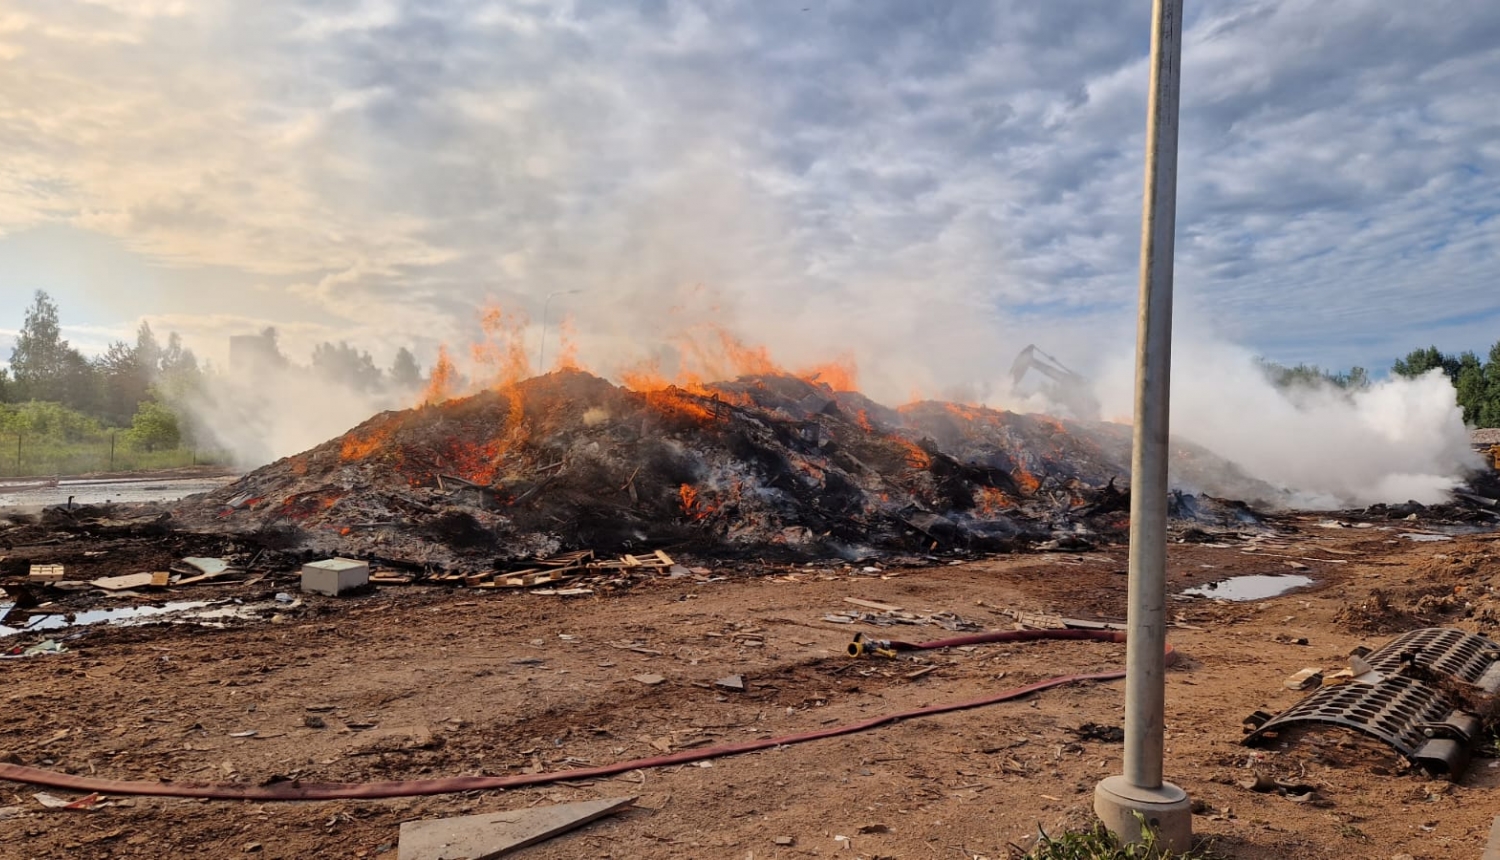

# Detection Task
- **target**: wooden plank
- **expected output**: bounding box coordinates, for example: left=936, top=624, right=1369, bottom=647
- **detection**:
left=653, top=550, right=675, bottom=567
left=91, top=573, right=158, bottom=592
left=498, top=570, right=577, bottom=588
left=398, top=797, right=636, bottom=860
left=844, top=597, right=902, bottom=613
left=150, top=571, right=171, bottom=587
left=539, top=550, right=593, bottom=567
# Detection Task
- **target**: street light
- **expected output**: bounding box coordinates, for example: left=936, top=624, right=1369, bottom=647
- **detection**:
left=1093, top=0, right=1192, bottom=851
left=538, top=289, right=582, bottom=372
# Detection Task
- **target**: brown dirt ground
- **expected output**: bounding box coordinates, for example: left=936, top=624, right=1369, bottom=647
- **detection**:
left=3, top=517, right=1500, bottom=859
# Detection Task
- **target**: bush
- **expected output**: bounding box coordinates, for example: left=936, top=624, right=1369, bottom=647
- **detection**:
left=125, top=401, right=181, bottom=451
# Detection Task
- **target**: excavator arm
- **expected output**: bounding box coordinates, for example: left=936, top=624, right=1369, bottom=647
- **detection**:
left=1009, top=345, right=1101, bottom=421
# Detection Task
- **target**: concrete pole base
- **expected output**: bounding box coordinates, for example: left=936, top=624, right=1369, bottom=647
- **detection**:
left=1093, top=775, right=1192, bottom=852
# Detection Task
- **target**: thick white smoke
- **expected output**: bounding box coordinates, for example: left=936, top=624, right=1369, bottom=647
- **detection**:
left=182, top=361, right=411, bottom=468
left=161, top=165, right=1480, bottom=508
left=1094, top=338, right=1483, bottom=508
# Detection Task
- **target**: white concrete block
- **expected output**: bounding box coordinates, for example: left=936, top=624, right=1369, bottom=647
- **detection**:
left=301, top=557, right=370, bottom=596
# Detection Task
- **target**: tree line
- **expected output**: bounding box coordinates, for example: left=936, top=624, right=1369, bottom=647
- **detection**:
left=1, top=290, right=427, bottom=457
left=1259, top=341, right=1500, bottom=428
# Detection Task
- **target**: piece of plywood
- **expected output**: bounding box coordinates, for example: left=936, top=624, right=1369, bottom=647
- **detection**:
left=398, top=796, right=636, bottom=860
left=91, top=573, right=158, bottom=591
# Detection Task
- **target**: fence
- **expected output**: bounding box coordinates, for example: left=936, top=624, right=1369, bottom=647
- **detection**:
left=1, top=431, right=229, bottom=478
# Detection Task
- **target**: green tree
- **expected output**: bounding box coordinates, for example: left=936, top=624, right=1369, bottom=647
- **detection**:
left=1340, top=366, right=1371, bottom=390
left=1257, top=359, right=1369, bottom=392
left=94, top=340, right=143, bottom=426
left=0, top=401, right=104, bottom=442
left=390, top=347, right=422, bottom=390
left=1479, top=341, right=1500, bottom=429
left=124, top=400, right=181, bottom=451
left=311, top=341, right=383, bottom=392
left=10, top=290, right=73, bottom=401
left=159, top=332, right=200, bottom=380
left=59, top=348, right=101, bottom=415
left=1454, top=351, right=1486, bottom=425
left=1393, top=346, right=1461, bottom=382
left=94, top=322, right=179, bottom=425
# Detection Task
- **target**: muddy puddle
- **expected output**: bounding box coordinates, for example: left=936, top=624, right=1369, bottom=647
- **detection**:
left=0, top=596, right=295, bottom=638
left=1180, top=573, right=1314, bottom=601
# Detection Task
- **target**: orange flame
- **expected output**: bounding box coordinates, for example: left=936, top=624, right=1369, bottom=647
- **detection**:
left=679, top=483, right=715, bottom=520
left=471, top=305, right=533, bottom=389
left=801, top=356, right=859, bottom=392
left=645, top=388, right=722, bottom=424
left=1013, top=467, right=1042, bottom=495
left=553, top=314, right=582, bottom=371
left=341, top=420, right=396, bottom=461
left=423, top=346, right=458, bottom=405
left=891, top=436, right=932, bottom=470
left=974, top=486, right=1015, bottom=516
left=619, top=325, right=858, bottom=396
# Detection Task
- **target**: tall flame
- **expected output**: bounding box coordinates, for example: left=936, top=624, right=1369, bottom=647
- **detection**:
left=471, top=306, right=533, bottom=389
left=423, top=346, right=458, bottom=405
left=554, top=314, right=582, bottom=371
left=618, top=325, right=858, bottom=395
left=414, top=304, right=859, bottom=410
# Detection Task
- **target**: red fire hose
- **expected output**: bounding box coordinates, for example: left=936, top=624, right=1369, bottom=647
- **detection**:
left=0, top=629, right=1172, bottom=801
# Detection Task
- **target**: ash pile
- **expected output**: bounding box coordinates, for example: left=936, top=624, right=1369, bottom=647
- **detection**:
left=176, top=370, right=1275, bottom=565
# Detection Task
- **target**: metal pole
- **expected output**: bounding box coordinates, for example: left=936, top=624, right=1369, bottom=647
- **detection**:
left=537, top=289, right=582, bottom=372
left=1094, top=0, right=1190, bottom=849
left=1123, top=0, right=1182, bottom=792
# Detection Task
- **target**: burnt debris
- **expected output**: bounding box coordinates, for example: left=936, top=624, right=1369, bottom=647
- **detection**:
left=174, top=370, right=1278, bottom=564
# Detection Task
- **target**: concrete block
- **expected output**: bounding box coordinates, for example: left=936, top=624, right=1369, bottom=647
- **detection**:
left=300, top=558, right=369, bottom=596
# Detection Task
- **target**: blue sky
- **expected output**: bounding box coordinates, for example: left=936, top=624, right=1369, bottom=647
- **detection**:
left=1, top=0, right=1497, bottom=399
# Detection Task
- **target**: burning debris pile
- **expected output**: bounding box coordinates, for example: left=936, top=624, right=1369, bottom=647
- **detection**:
left=177, top=370, right=1274, bottom=565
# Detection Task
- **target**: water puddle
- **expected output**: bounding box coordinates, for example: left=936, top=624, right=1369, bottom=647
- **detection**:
left=1399, top=532, right=1454, bottom=542
left=1180, top=573, right=1313, bottom=602
left=0, top=476, right=236, bottom=508
left=0, top=597, right=292, bottom=637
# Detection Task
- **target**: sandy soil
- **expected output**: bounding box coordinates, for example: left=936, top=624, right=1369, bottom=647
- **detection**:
left=2, top=516, right=1499, bottom=859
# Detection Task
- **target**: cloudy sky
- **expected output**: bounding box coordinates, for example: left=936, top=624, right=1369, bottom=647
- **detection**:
left=1, top=0, right=1497, bottom=400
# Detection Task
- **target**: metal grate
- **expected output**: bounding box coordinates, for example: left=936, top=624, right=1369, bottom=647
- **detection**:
left=1243, top=627, right=1500, bottom=779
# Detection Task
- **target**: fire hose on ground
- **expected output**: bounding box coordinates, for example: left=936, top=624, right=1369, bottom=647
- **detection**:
left=0, top=629, right=1174, bottom=802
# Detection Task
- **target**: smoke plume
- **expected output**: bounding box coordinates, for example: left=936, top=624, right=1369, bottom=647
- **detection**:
left=1095, top=338, right=1482, bottom=508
